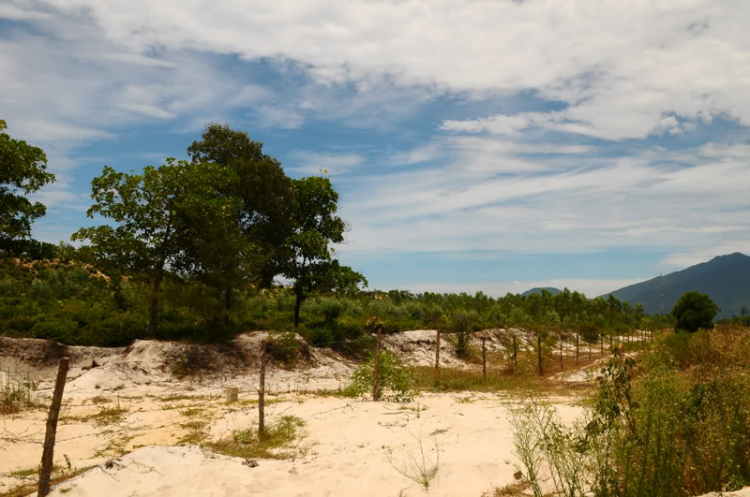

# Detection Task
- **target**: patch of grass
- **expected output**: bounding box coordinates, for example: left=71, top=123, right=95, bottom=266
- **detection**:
left=178, top=429, right=210, bottom=445
left=206, top=415, right=306, bottom=460
left=112, top=384, right=125, bottom=391
left=487, top=481, right=531, bottom=496
left=74, top=405, right=129, bottom=426
left=237, top=398, right=281, bottom=407
left=90, top=395, right=110, bottom=404
left=179, top=407, right=205, bottom=417
left=410, top=366, right=542, bottom=393
left=180, top=420, right=208, bottom=430
left=0, top=466, right=91, bottom=497
left=160, top=394, right=194, bottom=402
left=9, top=465, right=58, bottom=479
left=93, top=434, right=135, bottom=458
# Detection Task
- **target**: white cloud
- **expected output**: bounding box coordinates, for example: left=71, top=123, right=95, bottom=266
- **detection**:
left=336, top=143, right=750, bottom=258
left=15, top=0, right=748, bottom=141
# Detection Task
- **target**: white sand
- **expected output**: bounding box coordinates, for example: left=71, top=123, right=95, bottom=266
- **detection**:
left=9, top=394, right=581, bottom=497
left=0, top=332, right=593, bottom=496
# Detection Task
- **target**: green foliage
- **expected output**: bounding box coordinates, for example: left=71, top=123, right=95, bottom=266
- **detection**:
left=266, top=332, right=303, bottom=366
left=672, top=291, right=720, bottom=333
left=72, top=160, right=240, bottom=337
left=0, top=119, right=55, bottom=241
left=510, top=325, right=750, bottom=497
left=347, top=349, right=412, bottom=399
left=206, top=415, right=305, bottom=460
left=279, top=175, right=367, bottom=327
left=184, top=123, right=294, bottom=311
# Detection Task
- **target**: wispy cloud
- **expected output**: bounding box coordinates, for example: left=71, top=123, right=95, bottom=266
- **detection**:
left=288, top=151, right=366, bottom=176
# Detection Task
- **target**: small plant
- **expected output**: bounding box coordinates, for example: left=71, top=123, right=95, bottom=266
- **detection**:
left=347, top=349, right=413, bottom=400
left=1, top=367, right=38, bottom=414
left=206, top=415, right=306, bottom=460
left=386, top=433, right=440, bottom=490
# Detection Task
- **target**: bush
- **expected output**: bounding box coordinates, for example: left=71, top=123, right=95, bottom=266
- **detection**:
left=672, top=291, right=720, bottom=333
left=347, top=349, right=412, bottom=399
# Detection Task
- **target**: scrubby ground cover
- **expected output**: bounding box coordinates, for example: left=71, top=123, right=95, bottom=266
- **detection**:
left=509, top=325, right=750, bottom=497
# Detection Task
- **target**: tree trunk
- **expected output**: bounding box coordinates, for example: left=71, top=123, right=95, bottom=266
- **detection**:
left=294, top=288, right=303, bottom=329
left=148, top=269, right=163, bottom=338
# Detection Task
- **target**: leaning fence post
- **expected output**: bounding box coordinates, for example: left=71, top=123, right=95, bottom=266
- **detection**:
left=38, top=357, right=69, bottom=497
left=481, top=337, right=487, bottom=382
left=259, top=341, right=267, bottom=437
left=373, top=324, right=382, bottom=400
left=435, top=329, right=441, bottom=386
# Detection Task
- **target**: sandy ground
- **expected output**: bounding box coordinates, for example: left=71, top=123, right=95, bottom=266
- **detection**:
left=0, top=331, right=673, bottom=496
left=2, top=393, right=583, bottom=497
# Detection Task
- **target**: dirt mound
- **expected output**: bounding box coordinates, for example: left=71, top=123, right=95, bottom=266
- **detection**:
left=380, top=327, right=537, bottom=368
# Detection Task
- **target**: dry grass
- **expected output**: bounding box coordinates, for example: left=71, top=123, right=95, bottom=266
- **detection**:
left=1, top=367, right=38, bottom=414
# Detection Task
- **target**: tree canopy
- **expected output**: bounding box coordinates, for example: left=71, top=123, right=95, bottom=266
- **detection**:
left=672, top=291, right=720, bottom=333
left=280, top=175, right=367, bottom=327
left=0, top=119, right=55, bottom=242
left=72, top=160, right=240, bottom=337
left=186, top=124, right=295, bottom=320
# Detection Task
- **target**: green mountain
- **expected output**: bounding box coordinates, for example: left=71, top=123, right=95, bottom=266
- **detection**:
left=604, top=253, right=750, bottom=319
left=522, top=287, right=562, bottom=297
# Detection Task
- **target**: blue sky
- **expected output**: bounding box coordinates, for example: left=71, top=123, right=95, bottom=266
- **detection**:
left=2, top=1, right=750, bottom=297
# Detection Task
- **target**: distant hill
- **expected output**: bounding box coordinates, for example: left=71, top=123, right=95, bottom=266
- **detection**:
left=604, top=253, right=750, bottom=319
left=522, top=287, right=562, bottom=297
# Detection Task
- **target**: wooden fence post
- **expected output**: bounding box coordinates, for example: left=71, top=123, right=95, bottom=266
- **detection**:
left=512, top=335, right=517, bottom=372
left=481, top=337, right=487, bottom=382
left=38, top=357, right=69, bottom=497
left=600, top=335, right=603, bottom=356
left=576, top=334, right=579, bottom=364
left=435, top=329, right=441, bottom=386
left=538, top=335, right=543, bottom=376
left=559, top=335, right=564, bottom=371
left=373, top=325, right=382, bottom=400
left=259, top=341, right=267, bottom=437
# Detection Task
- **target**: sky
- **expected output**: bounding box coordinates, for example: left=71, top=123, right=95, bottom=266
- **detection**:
left=2, top=0, right=750, bottom=298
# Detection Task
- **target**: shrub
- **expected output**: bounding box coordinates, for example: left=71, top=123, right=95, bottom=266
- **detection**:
left=347, top=349, right=412, bottom=399
left=267, top=332, right=302, bottom=366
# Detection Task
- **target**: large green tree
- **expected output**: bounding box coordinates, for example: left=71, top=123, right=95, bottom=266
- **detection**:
left=672, top=291, right=720, bottom=333
left=0, top=120, right=55, bottom=242
left=73, top=160, right=239, bottom=337
left=186, top=124, right=294, bottom=320
left=280, top=176, right=367, bottom=328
